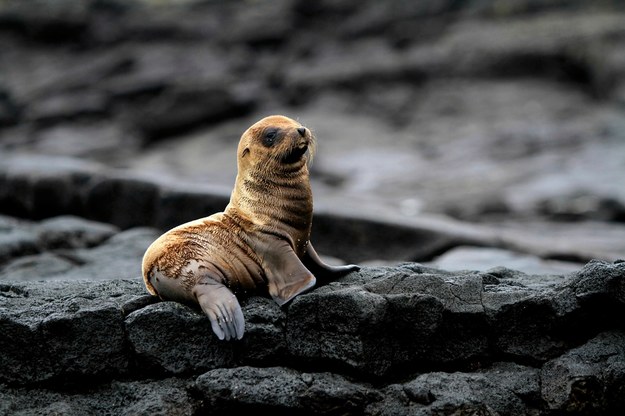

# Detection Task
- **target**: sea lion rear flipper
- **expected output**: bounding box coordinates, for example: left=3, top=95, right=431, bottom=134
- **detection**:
left=303, top=242, right=360, bottom=279
left=193, top=278, right=245, bottom=341
left=263, top=239, right=316, bottom=306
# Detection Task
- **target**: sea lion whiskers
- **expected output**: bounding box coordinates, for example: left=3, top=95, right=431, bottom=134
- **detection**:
left=306, top=132, right=316, bottom=167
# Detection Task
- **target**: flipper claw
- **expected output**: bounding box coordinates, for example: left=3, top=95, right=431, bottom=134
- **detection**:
left=194, top=279, right=245, bottom=340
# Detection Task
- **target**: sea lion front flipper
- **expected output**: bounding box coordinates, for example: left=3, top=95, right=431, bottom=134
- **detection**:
left=263, top=239, right=316, bottom=307
left=303, top=242, right=360, bottom=280
left=193, top=278, right=245, bottom=341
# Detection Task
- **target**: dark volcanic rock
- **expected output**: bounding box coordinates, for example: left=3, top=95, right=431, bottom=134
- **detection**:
left=126, top=296, right=288, bottom=376
left=571, top=258, right=625, bottom=305
left=0, top=252, right=75, bottom=280
left=287, top=261, right=625, bottom=378
left=153, top=183, right=229, bottom=231
left=541, top=331, right=625, bottom=414
left=236, top=296, right=288, bottom=366
left=0, top=0, right=90, bottom=42
left=1, top=2, right=625, bottom=238
left=0, top=377, right=196, bottom=416
left=0, top=155, right=104, bottom=220
left=130, top=81, right=256, bottom=141
left=0, top=259, right=624, bottom=414
left=0, top=88, right=20, bottom=126
left=85, top=175, right=160, bottom=229
left=371, top=362, right=541, bottom=415
left=57, top=227, right=159, bottom=280
left=310, top=209, right=494, bottom=263
left=26, top=90, right=109, bottom=123
left=0, top=215, right=151, bottom=281
left=194, top=366, right=380, bottom=416
left=29, top=121, right=138, bottom=161
left=0, top=279, right=146, bottom=385
left=0, top=215, right=40, bottom=265
left=126, top=301, right=237, bottom=376
left=37, top=215, right=118, bottom=249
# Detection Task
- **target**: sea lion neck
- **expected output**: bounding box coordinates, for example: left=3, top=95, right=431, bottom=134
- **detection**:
left=226, top=156, right=313, bottom=247
left=228, top=160, right=312, bottom=214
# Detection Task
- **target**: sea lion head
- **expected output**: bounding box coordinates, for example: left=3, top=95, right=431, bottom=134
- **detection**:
left=237, top=115, right=316, bottom=171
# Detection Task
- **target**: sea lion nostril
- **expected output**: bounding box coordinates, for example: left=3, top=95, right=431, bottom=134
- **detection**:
left=297, top=127, right=306, bottom=137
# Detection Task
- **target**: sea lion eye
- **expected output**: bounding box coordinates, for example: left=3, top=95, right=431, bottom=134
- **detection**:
left=262, top=129, right=278, bottom=147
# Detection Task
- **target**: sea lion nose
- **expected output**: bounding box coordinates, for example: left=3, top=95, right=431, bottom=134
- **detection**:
left=297, top=127, right=306, bottom=137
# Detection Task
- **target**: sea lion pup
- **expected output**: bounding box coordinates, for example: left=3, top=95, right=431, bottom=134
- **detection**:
left=142, top=115, right=360, bottom=340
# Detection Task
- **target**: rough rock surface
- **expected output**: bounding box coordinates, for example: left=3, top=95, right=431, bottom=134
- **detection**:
left=1, top=253, right=624, bottom=414
left=0, top=261, right=625, bottom=415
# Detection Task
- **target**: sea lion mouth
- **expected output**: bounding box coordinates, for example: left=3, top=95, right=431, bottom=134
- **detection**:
left=282, top=143, right=309, bottom=164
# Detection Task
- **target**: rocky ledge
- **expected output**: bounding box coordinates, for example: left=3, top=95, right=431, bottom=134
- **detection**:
left=1, top=258, right=624, bottom=415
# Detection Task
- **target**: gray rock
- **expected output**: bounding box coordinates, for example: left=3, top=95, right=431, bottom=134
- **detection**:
left=1, top=0, right=624, bottom=413
left=0, top=378, right=196, bottom=416
left=287, top=284, right=394, bottom=376
left=126, top=301, right=237, bottom=376
left=0, top=215, right=40, bottom=265
left=0, top=154, right=104, bottom=219
left=216, top=0, right=295, bottom=46
left=0, top=279, right=145, bottom=385
left=194, top=366, right=380, bottom=415
left=0, top=259, right=623, bottom=414
left=310, top=208, right=495, bottom=264
left=29, top=121, right=139, bottom=160
left=536, top=191, right=625, bottom=222
left=430, top=246, right=583, bottom=275
left=37, top=215, right=119, bottom=249
left=287, top=261, right=625, bottom=377
left=0, top=0, right=90, bottom=41
left=153, top=183, right=229, bottom=231
left=2, top=154, right=625, bottom=267
left=26, top=90, right=109, bottom=123
left=488, top=219, right=625, bottom=265
left=404, top=372, right=527, bottom=415
left=0, top=225, right=158, bottom=282
left=0, top=88, right=20, bottom=126
left=282, top=12, right=625, bottom=98
left=370, top=362, right=541, bottom=416
left=488, top=261, right=624, bottom=363
left=541, top=331, right=625, bottom=413
left=125, top=295, right=288, bottom=375
left=57, top=227, right=160, bottom=280
left=287, top=266, right=488, bottom=377
left=85, top=175, right=160, bottom=229
left=571, top=259, right=625, bottom=305
left=236, top=296, right=288, bottom=365
left=129, top=81, right=255, bottom=141
left=0, top=252, right=75, bottom=280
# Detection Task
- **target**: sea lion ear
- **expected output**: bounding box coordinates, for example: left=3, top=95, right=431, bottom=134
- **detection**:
left=241, top=148, right=250, bottom=158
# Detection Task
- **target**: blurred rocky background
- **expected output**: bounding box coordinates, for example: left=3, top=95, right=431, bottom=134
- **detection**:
left=2, top=0, right=625, bottom=274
